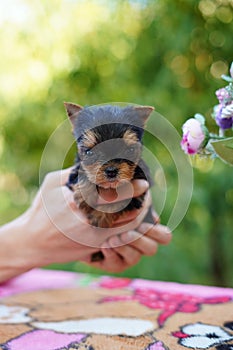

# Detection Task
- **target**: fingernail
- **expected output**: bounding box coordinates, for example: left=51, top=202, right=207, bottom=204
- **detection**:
left=164, top=226, right=172, bottom=235
left=109, top=235, right=121, bottom=247
left=121, top=231, right=134, bottom=243
left=152, top=210, right=160, bottom=223
left=101, top=241, right=110, bottom=249
left=138, top=179, right=149, bottom=189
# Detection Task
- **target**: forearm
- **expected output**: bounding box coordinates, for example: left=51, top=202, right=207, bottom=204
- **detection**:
left=0, top=213, right=37, bottom=283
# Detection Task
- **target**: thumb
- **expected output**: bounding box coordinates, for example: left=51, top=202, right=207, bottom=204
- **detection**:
left=42, top=167, right=74, bottom=189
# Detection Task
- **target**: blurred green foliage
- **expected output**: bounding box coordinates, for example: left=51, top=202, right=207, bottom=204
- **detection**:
left=0, top=0, right=232, bottom=287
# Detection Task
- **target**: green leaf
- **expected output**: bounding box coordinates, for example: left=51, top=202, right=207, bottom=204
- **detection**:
left=211, top=137, right=233, bottom=165
left=226, top=143, right=233, bottom=150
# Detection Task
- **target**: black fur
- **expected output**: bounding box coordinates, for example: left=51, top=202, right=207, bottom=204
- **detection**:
left=66, top=104, right=154, bottom=225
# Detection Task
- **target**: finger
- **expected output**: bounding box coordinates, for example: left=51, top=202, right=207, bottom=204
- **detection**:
left=137, top=222, right=172, bottom=245
left=42, top=168, right=74, bottom=189
left=120, top=230, right=158, bottom=256
left=108, top=235, right=141, bottom=266
left=112, top=191, right=152, bottom=229
left=97, top=179, right=149, bottom=205
left=113, top=209, right=141, bottom=225
left=94, top=247, right=127, bottom=273
left=151, top=210, right=160, bottom=224
left=59, top=167, right=75, bottom=186
left=118, top=179, right=149, bottom=198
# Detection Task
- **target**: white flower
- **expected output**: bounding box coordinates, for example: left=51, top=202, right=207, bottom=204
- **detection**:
left=0, top=305, right=32, bottom=323
left=221, top=103, right=233, bottom=119
left=32, top=317, right=154, bottom=337
left=179, top=322, right=233, bottom=349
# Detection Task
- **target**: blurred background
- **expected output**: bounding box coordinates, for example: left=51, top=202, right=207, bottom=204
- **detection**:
left=0, top=0, right=232, bottom=287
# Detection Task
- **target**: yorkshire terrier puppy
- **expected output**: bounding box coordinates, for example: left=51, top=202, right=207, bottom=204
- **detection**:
left=65, top=103, right=154, bottom=229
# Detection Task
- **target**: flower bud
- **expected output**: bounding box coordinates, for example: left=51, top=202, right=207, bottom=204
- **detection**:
left=181, top=117, right=208, bottom=155
left=215, top=88, right=231, bottom=104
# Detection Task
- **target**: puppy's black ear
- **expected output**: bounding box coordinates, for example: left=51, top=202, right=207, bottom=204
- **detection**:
left=134, top=106, right=154, bottom=124
left=64, top=102, right=83, bottom=128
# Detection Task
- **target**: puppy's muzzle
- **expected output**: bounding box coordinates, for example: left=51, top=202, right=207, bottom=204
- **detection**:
left=104, top=166, right=119, bottom=179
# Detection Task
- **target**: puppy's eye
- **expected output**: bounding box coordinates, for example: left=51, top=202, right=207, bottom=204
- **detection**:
left=85, top=149, right=93, bottom=156
left=126, top=147, right=135, bottom=154
left=124, top=144, right=140, bottom=160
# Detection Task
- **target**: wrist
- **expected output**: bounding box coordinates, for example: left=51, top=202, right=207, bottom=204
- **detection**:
left=0, top=212, right=38, bottom=283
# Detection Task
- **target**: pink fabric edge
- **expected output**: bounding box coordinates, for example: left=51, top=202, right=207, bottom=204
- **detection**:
left=0, top=268, right=77, bottom=297
left=1, top=269, right=233, bottom=298
left=131, top=279, right=233, bottom=298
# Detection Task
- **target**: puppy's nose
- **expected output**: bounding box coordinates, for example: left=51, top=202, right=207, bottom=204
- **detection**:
left=105, top=166, right=118, bottom=178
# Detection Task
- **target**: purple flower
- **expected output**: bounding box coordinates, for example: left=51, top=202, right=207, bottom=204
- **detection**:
left=181, top=118, right=207, bottom=155
left=221, top=103, right=233, bottom=118
left=215, top=103, right=233, bottom=130
left=216, top=116, right=233, bottom=130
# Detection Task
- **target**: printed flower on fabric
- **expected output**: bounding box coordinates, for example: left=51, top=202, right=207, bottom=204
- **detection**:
left=173, top=322, right=233, bottom=349
left=3, top=329, right=86, bottom=350
left=0, top=305, right=32, bottom=323
left=32, top=317, right=154, bottom=337
left=181, top=116, right=207, bottom=155
left=146, top=341, right=167, bottom=349
left=99, top=277, right=131, bottom=289
left=101, top=288, right=231, bottom=327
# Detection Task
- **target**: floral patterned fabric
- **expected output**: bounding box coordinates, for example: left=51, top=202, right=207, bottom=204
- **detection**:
left=0, top=269, right=232, bottom=350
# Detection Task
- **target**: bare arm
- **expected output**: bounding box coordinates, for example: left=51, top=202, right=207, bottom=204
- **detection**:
left=0, top=169, right=172, bottom=283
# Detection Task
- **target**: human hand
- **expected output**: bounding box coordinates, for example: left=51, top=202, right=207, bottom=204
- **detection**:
left=0, top=168, right=171, bottom=282
left=73, top=175, right=172, bottom=272
left=81, top=211, right=172, bottom=273
left=18, top=168, right=161, bottom=272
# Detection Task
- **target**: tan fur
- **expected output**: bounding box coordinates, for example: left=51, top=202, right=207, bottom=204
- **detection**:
left=87, top=210, right=120, bottom=228
left=83, top=162, right=137, bottom=187
left=73, top=178, right=97, bottom=207
left=82, top=162, right=107, bottom=185
left=123, top=129, right=138, bottom=144
left=69, top=122, right=146, bottom=228
left=72, top=169, right=137, bottom=227
left=118, top=162, right=136, bottom=180
left=82, top=130, right=98, bottom=149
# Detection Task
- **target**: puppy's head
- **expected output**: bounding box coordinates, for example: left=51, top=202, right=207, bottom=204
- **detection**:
left=64, top=103, right=154, bottom=188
